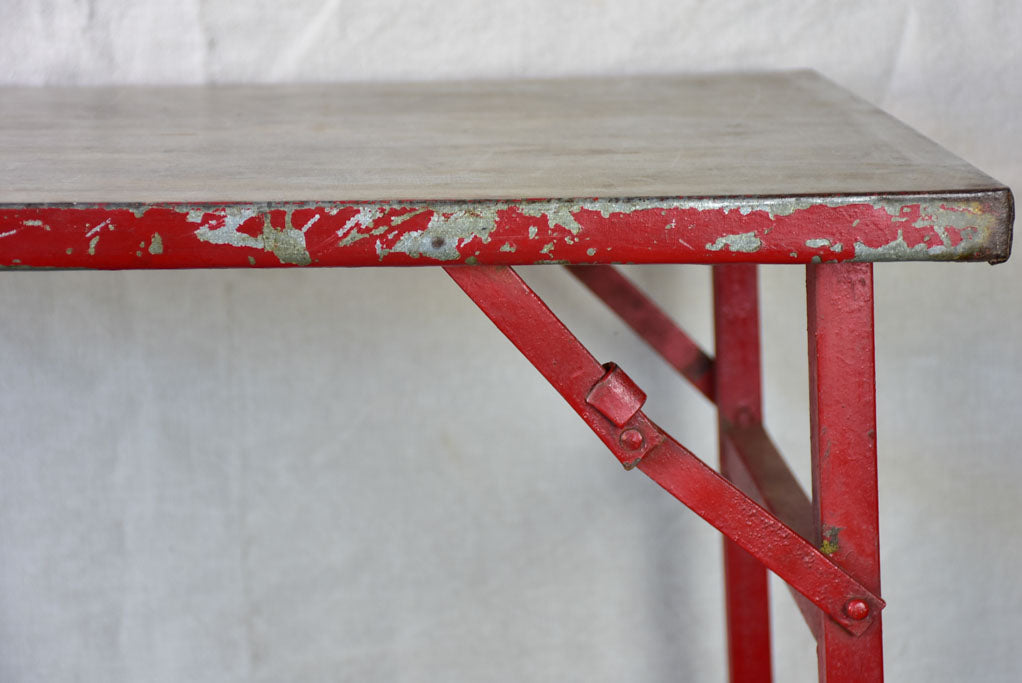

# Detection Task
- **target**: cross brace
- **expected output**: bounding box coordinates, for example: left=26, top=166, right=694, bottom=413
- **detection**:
left=570, top=263, right=824, bottom=629
left=445, top=264, right=885, bottom=639
left=569, top=264, right=823, bottom=646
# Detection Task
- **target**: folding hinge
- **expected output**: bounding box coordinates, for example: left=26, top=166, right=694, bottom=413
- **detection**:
left=586, top=363, right=664, bottom=470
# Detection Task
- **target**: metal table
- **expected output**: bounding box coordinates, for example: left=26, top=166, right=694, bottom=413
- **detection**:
left=0, top=71, right=1013, bottom=682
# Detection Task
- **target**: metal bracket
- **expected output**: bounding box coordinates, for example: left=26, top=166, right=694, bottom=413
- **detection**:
left=445, top=264, right=884, bottom=636
left=585, top=363, right=662, bottom=470
left=586, top=363, right=646, bottom=427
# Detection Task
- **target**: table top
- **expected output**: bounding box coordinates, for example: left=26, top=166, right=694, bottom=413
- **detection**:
left=0, top=71, right=1012, bottom=268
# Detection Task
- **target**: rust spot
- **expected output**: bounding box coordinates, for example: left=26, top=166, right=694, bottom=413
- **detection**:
left=821, top=525, right=842, bottom=555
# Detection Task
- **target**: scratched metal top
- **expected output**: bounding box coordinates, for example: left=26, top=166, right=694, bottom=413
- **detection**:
left=0, top=71, right=1012, bottom=268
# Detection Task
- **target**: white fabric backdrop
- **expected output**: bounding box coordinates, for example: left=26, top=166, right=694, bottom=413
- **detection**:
left=1, top=2, right=1019, bottom=681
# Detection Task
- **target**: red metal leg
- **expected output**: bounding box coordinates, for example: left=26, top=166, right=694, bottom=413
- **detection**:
left=446, top=265, right=883, bottom=637
left=807, top=263, right=884, bottom=682
left=713, top=265, right=772, bottom=682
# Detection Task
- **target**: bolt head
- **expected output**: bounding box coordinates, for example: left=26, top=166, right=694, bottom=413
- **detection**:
left=844, top=599, right=870, bottom=621
left=619, top=428, right=644, bottom=451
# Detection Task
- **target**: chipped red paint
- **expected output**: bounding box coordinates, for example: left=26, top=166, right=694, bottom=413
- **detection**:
left=942, top=226, right=964, bottom=248
left=0, top=193, right=1010, bottom=269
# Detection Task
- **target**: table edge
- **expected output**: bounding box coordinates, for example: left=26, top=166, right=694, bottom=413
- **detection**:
left=0, top=188, right=1012, bottom=268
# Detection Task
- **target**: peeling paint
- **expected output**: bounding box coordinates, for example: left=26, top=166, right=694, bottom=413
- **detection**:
left=298, top=214, right=320, bottom=233
left=338, top=206, right=380, bottom=245
left=194, top=209, right=261, bottom=249
left=382, top=207, right=497, bottom=260
left=389, top=209, right=425, bottom=226
left=852, top=227, right=952, bottom=261
left=706, top=231, right=762, bottom=253
left=262, top=215, right=311, bottom=266
left=0, top=189, right=1010, bottom=268
left=86, top=218, right=112, bottom=237
left=193, top=207, right=310, bottom=265
left=519, top=201, right=583, bottom=234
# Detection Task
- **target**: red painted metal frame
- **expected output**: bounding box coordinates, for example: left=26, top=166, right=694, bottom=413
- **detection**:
left=807, top=263, right=884, bottom=681
left=0, top=191, right=1010, bottom=269
left=445, top=265, right=884, bottom=647
left=722, top=421, right=820, bottom=640
left=713, top=265, right=773, bottom=682
left=570, top=264, right=821, bottom=642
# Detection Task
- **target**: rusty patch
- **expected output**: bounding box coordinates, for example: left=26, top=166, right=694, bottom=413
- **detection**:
left=820, top=525, right=842, bottom=555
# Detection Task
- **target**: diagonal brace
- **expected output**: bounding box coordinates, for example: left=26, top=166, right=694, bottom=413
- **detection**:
left=570, top=262, right=821, bottom=637
left=568, top=266, right=811, bottom=534
left=722, top=420, right=821, bottom=639
left=445, top=264, right=884, bottom=636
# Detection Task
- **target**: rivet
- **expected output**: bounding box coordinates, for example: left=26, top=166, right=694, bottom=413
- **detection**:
left=620, top=428, right=644, bottom=451
left=844, top=599, right=870, bottom=621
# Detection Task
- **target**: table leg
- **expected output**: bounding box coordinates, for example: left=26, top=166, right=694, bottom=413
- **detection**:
left=714, top=265, right=772, bottom=683
left=807, top=263, right=884, bottom=682
left=447, top=264, right=884, bottom=679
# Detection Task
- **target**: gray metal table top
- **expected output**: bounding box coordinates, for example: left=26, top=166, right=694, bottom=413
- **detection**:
left=0, top=71, right=1012, bottom=267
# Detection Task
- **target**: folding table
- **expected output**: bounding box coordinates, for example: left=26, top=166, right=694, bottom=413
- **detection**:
left=0, top=71, right=1013, bottom=682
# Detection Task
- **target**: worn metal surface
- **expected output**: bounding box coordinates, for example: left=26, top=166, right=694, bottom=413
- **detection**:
left=807, top=263, right=884, bottom=681
left=0, top=72, right=1013, bottom=267
left=0, top=192, right=1011, bottom=268
left=446, top=264, right=884, bottom=637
